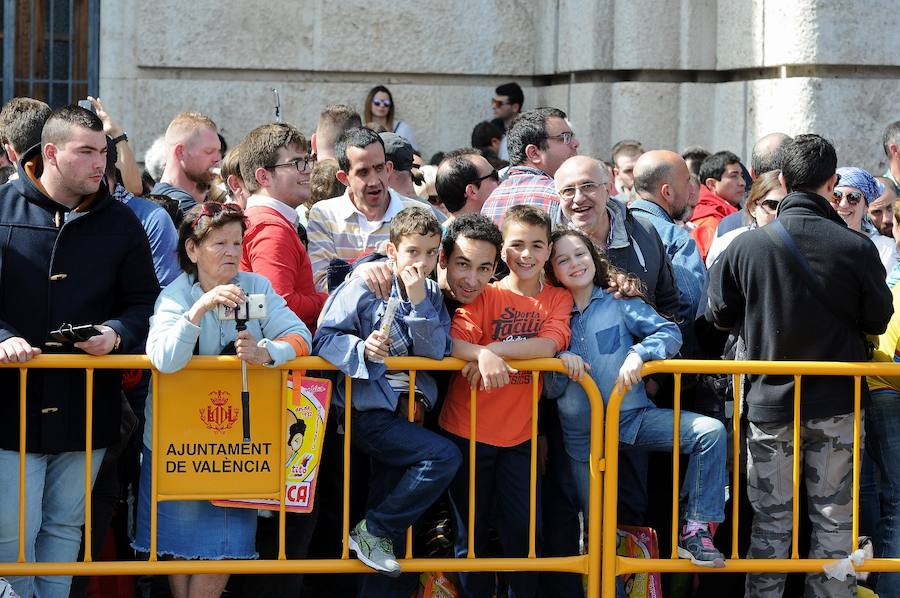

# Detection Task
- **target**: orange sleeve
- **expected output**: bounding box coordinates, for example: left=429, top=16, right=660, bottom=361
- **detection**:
left=275, top=333, right=309, bottom=357
left=537, top=288, right=574, bottom=353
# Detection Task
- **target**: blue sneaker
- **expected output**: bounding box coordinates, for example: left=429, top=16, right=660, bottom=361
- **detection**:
left=677, top=524, right=725, bottom=568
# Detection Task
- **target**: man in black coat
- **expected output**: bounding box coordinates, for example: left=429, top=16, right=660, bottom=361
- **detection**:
left=708, top=134, right=893, bottom=597
left=0, top=104, right=158, bottom=598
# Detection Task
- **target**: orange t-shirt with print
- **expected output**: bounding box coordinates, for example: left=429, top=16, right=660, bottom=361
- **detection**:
left=439, top=277, right=573, bottom=447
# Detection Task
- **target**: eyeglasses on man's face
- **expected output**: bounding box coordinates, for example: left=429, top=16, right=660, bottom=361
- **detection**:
left=469, top=169, right=499, bottom=186
left=492, top=98, right=512, bottom=108
left=558, top=181, right=604, bottom=200
left=269, top=154, right=316, bottom=173
left=547, top=131, right=576, bottom=145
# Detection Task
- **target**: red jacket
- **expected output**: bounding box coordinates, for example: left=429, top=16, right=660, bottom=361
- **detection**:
left=241, top=205, right=327, bottom=331
left=690, top=186, right=738, bottom=260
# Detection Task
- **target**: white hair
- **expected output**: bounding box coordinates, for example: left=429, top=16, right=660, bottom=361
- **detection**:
left=143, top=135, right=167, bottom=182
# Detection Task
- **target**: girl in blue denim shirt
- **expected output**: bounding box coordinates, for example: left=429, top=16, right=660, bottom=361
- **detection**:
left=544, top=229, right=728, bottom=568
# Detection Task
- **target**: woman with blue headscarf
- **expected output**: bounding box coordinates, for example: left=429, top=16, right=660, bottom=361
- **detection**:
left=832, top=167, right=896, bottom=273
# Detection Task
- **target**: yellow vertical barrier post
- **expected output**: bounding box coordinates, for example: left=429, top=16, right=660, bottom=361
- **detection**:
left=529, top=372, right=539, bottom=559
left=468, top=386, right=477, bottom=559
left=791, top=375, right=801, bottom=559
left=405, top=369, right=417, bottom=560
left=84, top=368, right=94, bottom=562
left=852, top=376, right=861, bottom=549
left=342, top=375, right=352, bottom=560
left=601, top=382, right=625, bottom=598
left=278, top=369, right=289, bottom=560
left=670, top=373, right=682, bottom=559
left=731, top=374, right=742, bottom=560
left=17, top=369, right=27, bottom=563
left=584, top=365, right=604, bottom=598
left=150, top=371, right=159, bottom=561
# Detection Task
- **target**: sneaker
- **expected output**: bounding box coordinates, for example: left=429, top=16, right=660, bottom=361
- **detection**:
left=677, top=524, right=725, bottom=568
left=349, top=519, right=401, bottom=577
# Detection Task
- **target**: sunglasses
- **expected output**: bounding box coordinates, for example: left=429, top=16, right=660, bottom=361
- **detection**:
left=470, top=169, right=499, bottom=185
left=758, top=198, right=782, bottom=214
left=547, top=131, right=576, bottom=145
left=269, top=154, right=316, bottom=173
left=191, top=201, right=243, bottom=228
left=831, top=189, right=864, bottom=206
left=372, top=99, right=392, bottom=107
left=491, top=99, right=512, bottom=108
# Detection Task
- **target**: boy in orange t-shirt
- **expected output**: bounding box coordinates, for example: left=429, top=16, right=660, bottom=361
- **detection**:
left=439, top=205, right=572, bottom=598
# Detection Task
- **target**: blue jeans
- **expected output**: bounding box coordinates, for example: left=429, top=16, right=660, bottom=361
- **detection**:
left=866, top=390, right=900, bottom=598
left=351, top=409, right=461, bottom=598
left=0, top=448, right=105, bottom=598
left=570, top=407, right=726, bottom=525
left=446, top=434, right=540, bottom=598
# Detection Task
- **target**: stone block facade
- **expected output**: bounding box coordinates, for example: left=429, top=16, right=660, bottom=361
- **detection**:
left=101, top=0, right=900, bottom=173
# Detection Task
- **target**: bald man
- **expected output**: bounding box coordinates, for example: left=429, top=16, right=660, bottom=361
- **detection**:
left=153, top=111, right=222, bottom=212
left=630, top=150, right=708, bottom=323
left=555, top=155, right=684, bottom=323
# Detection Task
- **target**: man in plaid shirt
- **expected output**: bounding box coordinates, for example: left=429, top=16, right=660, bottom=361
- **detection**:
left=480, top=107, right=579, bottom=227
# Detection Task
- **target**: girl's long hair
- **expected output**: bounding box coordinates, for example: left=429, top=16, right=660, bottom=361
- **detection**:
left=545, top=229, right=648, bottom=303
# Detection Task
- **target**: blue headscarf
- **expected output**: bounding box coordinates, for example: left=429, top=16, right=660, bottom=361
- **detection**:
left=835, top=167, right=884, bottom=205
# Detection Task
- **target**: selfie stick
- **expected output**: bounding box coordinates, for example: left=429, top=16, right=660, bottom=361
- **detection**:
left=272, top=88, right=282, bottom=123
left=236, top=316, right=251, bottom=443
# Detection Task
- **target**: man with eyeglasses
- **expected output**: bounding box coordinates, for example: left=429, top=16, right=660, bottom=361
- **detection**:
left=490, top=82, right=524, bottom=161
left=708, top=134, right=893, bottom=598
left=435, top=149, right=500, bottom=224
left=481, top=107, right=579, bottom=227
left=239, top=122, right=327, bottom=333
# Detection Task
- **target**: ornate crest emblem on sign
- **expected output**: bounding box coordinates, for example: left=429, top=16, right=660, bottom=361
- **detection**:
left=199, top=390, right=240, bottom=433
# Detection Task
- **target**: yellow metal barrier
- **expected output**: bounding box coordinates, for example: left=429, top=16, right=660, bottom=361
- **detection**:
left=600, top=359, right=900, bottom=598
left=0, top=355, right=605, bottom=597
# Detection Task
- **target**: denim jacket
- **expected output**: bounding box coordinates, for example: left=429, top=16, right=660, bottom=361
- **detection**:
left=313, top=276, right=451, bottom=413
left=629, top=199, right=709, bottom=321
left=545, top=286, right=682, bottom=460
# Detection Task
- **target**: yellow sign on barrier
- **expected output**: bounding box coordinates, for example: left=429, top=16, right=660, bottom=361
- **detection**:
left=156, top=367, right=282, bottom=496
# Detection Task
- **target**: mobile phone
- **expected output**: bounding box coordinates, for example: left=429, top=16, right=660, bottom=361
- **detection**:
left=77, top=99, right=95, bottom=113
left=50, top=323, right=103, bottom=343
left=216, top=294, right=267, bottom=321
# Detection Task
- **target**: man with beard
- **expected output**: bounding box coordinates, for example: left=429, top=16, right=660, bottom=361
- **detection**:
left=630, top=150, right=708, bottom=320
left=152, top=111, right=222, bottom=212
left=307, top=127, right=422, bottom=292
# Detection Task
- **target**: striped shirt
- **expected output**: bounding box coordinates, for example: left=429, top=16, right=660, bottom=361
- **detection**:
left=480, top=166, right=560, bottom=226
left=306, top=189, right=421, bottom=292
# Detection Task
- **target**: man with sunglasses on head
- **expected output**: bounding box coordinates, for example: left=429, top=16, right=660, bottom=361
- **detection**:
left=708, top=134, right=893, bottom=598
left=481, top=107, right=579, bottom=227
left=435, top=149, right=500, bottom=225
left=239, top=122, right=327, bottom=333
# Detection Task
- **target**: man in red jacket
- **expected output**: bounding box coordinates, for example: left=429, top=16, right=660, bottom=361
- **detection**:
left=239, top=122, right=327, bottom=331
left=689, top=150, right=745, bottom=259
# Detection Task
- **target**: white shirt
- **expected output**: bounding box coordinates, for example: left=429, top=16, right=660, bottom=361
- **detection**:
left=245, top=194, right=299, bottom=227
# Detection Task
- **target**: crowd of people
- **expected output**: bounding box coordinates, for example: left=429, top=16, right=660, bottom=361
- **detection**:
left=0, top=79, right=897, bottom=598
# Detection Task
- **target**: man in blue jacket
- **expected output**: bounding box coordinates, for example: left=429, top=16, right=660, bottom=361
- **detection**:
left=0, top=104, right=158, bottom=598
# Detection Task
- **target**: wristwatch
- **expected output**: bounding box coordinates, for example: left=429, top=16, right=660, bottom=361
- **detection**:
left=113, top=333, right=122, bottom=352
left=111, top=132, right=128, bottom=145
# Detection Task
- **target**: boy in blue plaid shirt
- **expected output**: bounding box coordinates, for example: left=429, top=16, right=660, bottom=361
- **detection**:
left=313, top=206, right=461, bottom=590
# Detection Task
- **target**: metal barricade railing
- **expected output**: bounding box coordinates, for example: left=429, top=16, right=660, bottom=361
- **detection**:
left=600, top=359, right=900, bottom=597
left=0, top=355, right=605, bottom=597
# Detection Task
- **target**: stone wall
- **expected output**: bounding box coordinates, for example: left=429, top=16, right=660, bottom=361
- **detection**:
left=100, top=0, right=900, bottom=173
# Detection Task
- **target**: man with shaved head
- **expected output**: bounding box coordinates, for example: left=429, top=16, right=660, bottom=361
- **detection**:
left=153, top=111, right=222, bottom=212
left=716, top=133, right=793, bottom=239
left=630, top=150, right=708, bottom=321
